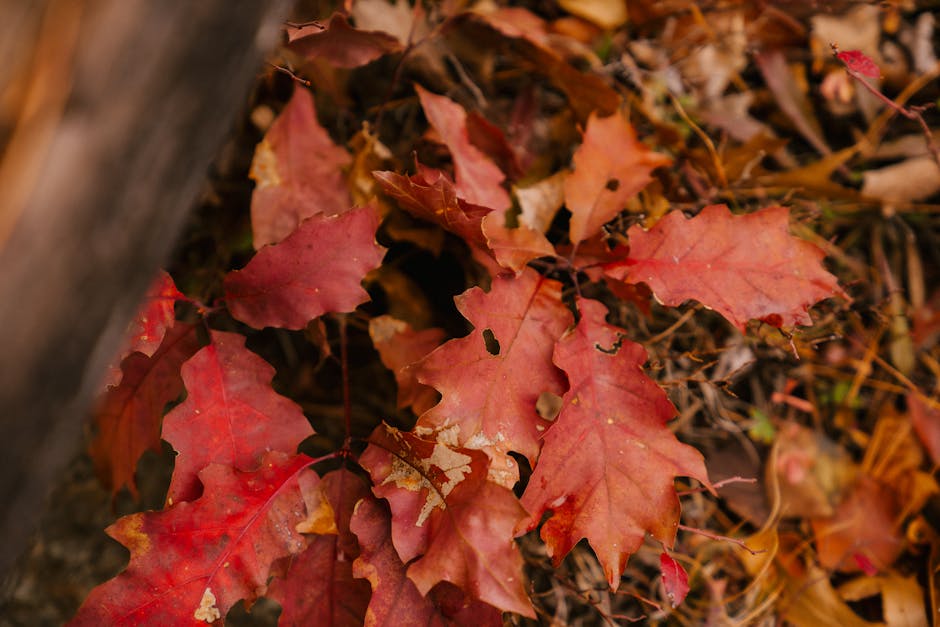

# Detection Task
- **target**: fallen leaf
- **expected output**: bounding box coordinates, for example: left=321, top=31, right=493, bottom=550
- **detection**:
left=564, top=111, right=671, bottom=244
left=90, top=324, right=200, bottom=498
left=451, top=14, right=620, bottom=122
left=558, top=0, right=627, bottom=30
left=351, top=0, right=421, bottom=44
left=70, top=453, right=312, bottom=626
left=521, top=298, right=710, bottom=586
left=162, top=331, right=314, bottom=504
left=225, top=206, right=385, bottom=330
left=359, top=424, right=535, bottom=617
left=862, top=157, right=940, bottom=203
left=812, top=475, right=903, bottom=573
left=515, top=172, right=566, bottom=233
left=839, top=574, right=928, bottom=627
left=288, top=13, right=403, bottom=68
left=369, top=315, right=445, bottom=415
left=606, top=204, right=846, bottom=330
left=909, top=393, right=940, bottom=466
left=249, top=87, right=351, bottom=248
left=416, top=268, right=572, bottom=472
left=416, top=85, right=510, bottom=211
left=756, top=49, right=831, bottom=157
left=481, top=211, right=556, bottom=273
left=374, top=166, right=491, bottom=249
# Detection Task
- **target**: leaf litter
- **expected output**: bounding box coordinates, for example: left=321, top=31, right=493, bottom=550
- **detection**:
left=8, top=2, right=939, bottom=626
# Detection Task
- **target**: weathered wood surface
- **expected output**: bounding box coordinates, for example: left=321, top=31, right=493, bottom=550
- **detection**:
left=0, top=0, right=291, bottom=577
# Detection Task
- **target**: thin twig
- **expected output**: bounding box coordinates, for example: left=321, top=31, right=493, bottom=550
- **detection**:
left=678, top=524, right=765, bottom=555
left=284, top=20, right=324, bottom=30
left=832, top=43, right=940, bottom=169
left=339, top=315, right=353, bottom=449
left=269, top=63, right=311, bottom=87
left=678, top=475, right=757, bottom=496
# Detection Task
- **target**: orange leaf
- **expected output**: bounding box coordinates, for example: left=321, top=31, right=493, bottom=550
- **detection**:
left=564, top=111, right=670, bottom=244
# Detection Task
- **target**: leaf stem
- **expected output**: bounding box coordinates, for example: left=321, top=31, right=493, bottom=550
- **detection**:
left=268, top=63, right=311, bottom=88
left=677, top=524, right=764, bottom=555
left=832, top=44, right=940, bottom=169
left=339, top=315, right=353, bottom=448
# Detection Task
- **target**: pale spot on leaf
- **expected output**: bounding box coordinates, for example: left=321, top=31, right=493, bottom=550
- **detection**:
left=249, top=139, right=281, bottom=190
left=194, top=587, right=221, bottom=623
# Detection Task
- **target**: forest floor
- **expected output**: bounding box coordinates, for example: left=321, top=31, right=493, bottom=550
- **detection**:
left=4, top=1, right=940, bottom=625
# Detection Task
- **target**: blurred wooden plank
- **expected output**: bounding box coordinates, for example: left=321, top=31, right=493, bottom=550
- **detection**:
left=0, top=0, right=290, bottom=576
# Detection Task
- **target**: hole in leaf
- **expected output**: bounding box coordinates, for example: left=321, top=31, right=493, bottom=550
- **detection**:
left=483, top=328, right=500, bottom=356
left=605, top=178, right=620, bottom=191
left=536, top=392, right=563, bottom=421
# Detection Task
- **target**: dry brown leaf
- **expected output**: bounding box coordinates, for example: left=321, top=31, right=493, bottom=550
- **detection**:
left=515, top=172, right=566, bottom=234
left=862, top=157, right=940, bottom=203
left=839, top=574, right=928, bottom=627
left=557, top=0, right=627, bottom=30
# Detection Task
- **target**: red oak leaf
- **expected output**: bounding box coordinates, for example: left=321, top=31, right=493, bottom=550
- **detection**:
left=126, top=269, right=185, bottom=359
left=605, top=205, right=846, bottom=330
left=90, top=324, right=200, bottom=498
left=70, top=452, right=312, bottom=626
left=481, top=211, right=556, bottom=274
left=521, top=298, right=710, bottom=586
left=836, top=49, right=881, bottom=78
left=564, top=111, right=671, bottom=244
left=103, top=270, right=185, bottom=389
left=288, top=13, right=403, bottom=68
left=162, top=331, right=314, bottom=504
left=660, top=552, right=690, bottom=607
left=268, top=468, right=372, bottom=626
left=369, top=315, right=445, bottom=415
left=416, top=268, right=572, bottom=477
left=359, top=424, right=534, bottom=617
left=249, top=87, right=351, bottom=248
left=224, top=206, right=385, bottom=330
left=375, top=166, right=551, bottom=272
left=374, top=166, right=490, bottom=249
left=416, top=85, right=510, bottom=211
left=350, top=494, right=504, bottom=626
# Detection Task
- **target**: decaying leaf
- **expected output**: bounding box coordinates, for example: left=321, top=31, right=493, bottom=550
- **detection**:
left=288, top=13, right=403, bottom=69
left=416, top=85, right=510, bottom=211
left=416, top=268, right=572, bottom=473
left=359, top=424, right=534, bottom=617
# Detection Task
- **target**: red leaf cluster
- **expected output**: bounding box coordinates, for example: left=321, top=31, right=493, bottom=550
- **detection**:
left=76, top=5, right=853, bottom=623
